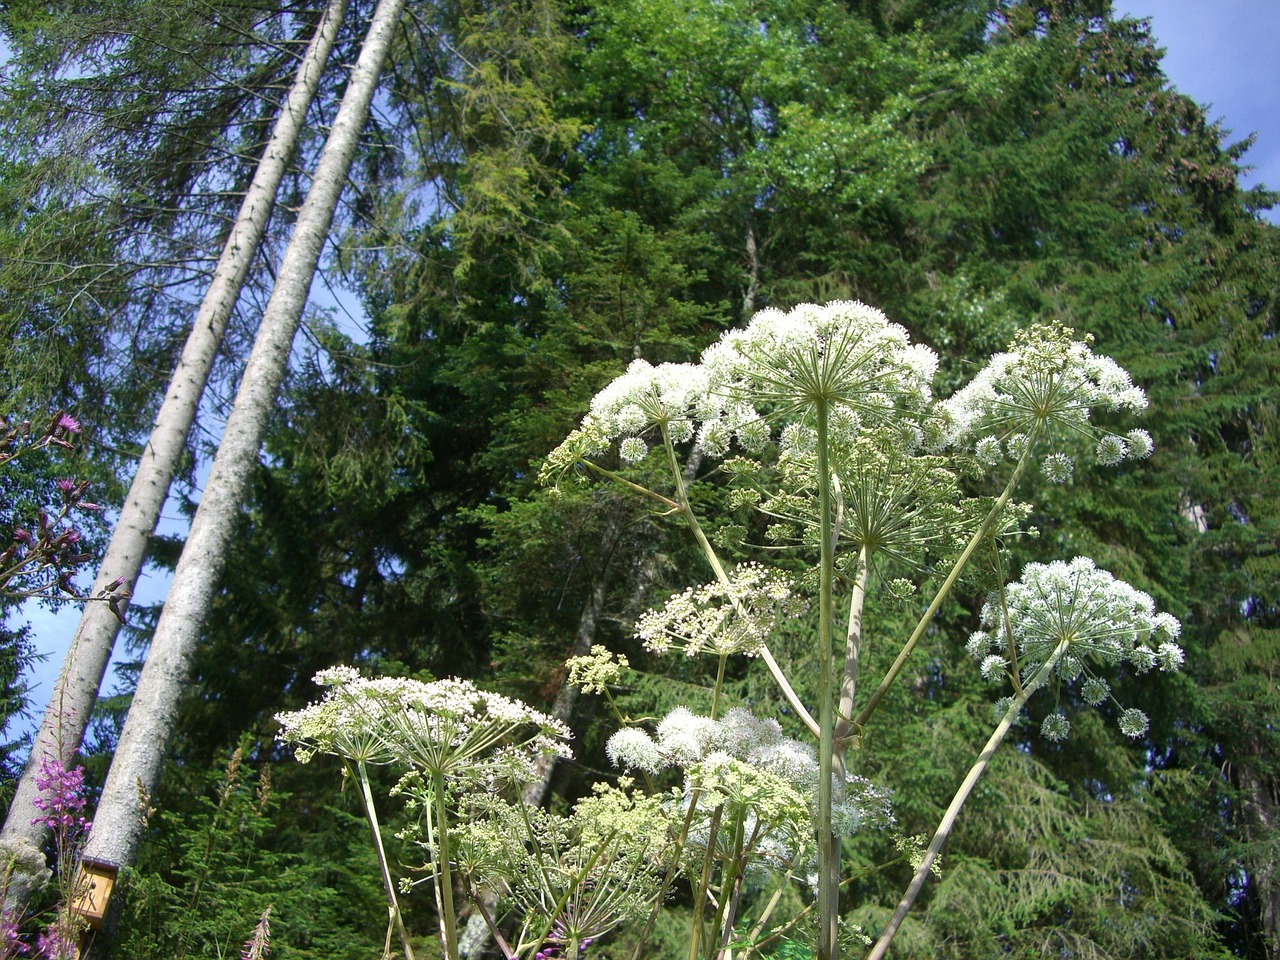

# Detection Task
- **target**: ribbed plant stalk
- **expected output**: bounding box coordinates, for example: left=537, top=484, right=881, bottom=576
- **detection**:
left=814, top=400, right=839, bottom=960
left=864, top=638, right=1069, bottom=960
left=852, top=423, right=1044, bottom=735
left=431, top=770, right=461, bottom=960
left=711, top=653, right=728, bottom=719
left=352, top=760, right=416, bottom=960
left=713, top=816, right=750, bottom=960
left=687, top=803, right=724, bottom=960
left=835, top=545, right=871, bottom=751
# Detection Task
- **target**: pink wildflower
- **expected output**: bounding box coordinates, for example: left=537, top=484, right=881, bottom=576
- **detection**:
left=34, top=924, right=76, bottom=960
left=30, top=757, right=89, bottom=832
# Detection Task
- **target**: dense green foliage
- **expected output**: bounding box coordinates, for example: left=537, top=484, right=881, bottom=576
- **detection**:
left=2, top=0, right=1277, bottom=956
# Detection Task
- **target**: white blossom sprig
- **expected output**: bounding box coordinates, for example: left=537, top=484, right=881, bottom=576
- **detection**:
left=276, top=668, right=572, bottom=785
left=966, top=557, right=1183, bottom=738
left=929, top=322, right=1154, bottom=477
left=635, top=563, right=804, bottom=658
left=702, top=300, right=938, bottom=426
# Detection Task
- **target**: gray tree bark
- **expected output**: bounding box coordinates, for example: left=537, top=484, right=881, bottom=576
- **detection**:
left=81, top=0, right=406, bottom=876
left=1, top=0, right=347, bottom=856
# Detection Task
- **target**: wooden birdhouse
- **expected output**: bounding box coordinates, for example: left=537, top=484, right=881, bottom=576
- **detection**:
left=70, top=858, right=118, bottom=929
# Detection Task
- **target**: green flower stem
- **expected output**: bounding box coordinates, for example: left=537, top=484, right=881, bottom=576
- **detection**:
left=629, top=786, right=703, bottom=960
left=351, top=760, right=416, bottom=960
left=711, top=814, right=748, bottom=960
left=711, top=653, right=728, bottom=720
left=581, top=458, right=681, bottom=510
left=744, top=865, right=802, bottom=951
left=992, top=542, right=1022, bottom=693
left=815, top=400, right=839, bottom=960
left=864, top=638, right=1068, bottom=960
left=658, top=423, right=819, bottom=737
left=431, top=770, right=460, bottom=960
left=688, top=802, right=725, bottom=960
left=835, top=545, right=871, bottom=751
left=851, top=423, right=1043, bottom=738
left=466, top=887, right=517, bottom=960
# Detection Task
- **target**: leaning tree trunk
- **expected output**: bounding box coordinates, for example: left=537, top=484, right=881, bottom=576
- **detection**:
left=1, top=0, right=347, bottom=857
left=80, top=0, right=406, bottom=893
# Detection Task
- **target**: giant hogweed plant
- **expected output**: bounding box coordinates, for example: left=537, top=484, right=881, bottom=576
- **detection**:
left=278, top=302, right=1182, bottom=960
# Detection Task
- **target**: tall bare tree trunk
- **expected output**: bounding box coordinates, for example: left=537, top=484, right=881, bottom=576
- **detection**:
left=80, top=0, right=406, bottom=884
left=1, top=0, right=347, bottom=856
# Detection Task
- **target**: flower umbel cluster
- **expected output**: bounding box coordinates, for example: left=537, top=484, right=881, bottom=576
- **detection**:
left=635, top=563, right=803, bottom=658
left=565, top=645, right=629, bottom=695
left=541, top=301, right=940, bottom=484
left=702, top=300, right=939, bottom=426
left=607, top=707, right=893, bottom=841
left=276, top=667, right=572, bottom=786
left=930, top=322, right=1153, bottom=478
left=447, top=782, right=666, bottom=958
left=967, top=557, right=1183, bottom=738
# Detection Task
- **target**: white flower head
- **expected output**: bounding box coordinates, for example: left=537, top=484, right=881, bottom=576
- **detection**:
left=709, top=301, right=937, bottom=427
left=1042, top=452, right=1075, bottom=484
left=606, top=728, right=665, bottom=774
left=656, top=707, right=718, bottom=765
left=618, top=436, right=648, bottom=463
left=937, top=323, right=1153, bottom=466
left=1041, top=713, right=1071, bottom=742
left=278, top=668, right=572, bottom=786
left=980, top=654, right=1008, bottom=681
left=970, top=558, right=1184, bottom=741
left=635, top=563, right=796, bottom=658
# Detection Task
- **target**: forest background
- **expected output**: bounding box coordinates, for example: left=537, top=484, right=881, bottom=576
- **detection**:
left=1, top=0, right=1277, bottom=957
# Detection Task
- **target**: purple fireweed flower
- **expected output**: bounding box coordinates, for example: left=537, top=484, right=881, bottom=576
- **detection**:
left=30, top=757, right=90, bottom=832
left=34, top=924, right=76, bottom=960
left=2, top=910, right=31, bottom=956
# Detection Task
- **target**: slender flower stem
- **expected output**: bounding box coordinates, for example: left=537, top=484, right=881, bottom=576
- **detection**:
left=659, top=424, right=819, bottom=736
left=835, top=545, right=870, bottom=750
left=992, top=543, right=1022, bottom=693
left=713, top=815, right=748, bottom=960
left=582, top=459, right=681, bottom=510
left=352, top=760, right=416, bottom=960
left=815, top=400, right=839, bottom=960
left=851, top=423, right=1043, bottom=737
left=688, top=803, right=724, bottom=960
left=711, top=654, right=728, bottom=720
left=431, top=770, right=460, bottom=960
left=864, top=639, right=1068, bottom=960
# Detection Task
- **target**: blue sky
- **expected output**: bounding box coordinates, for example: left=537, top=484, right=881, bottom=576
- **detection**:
left=7, top=2, right=1280, bottom=743
left=1116, top=0, right=1280, bottom=219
